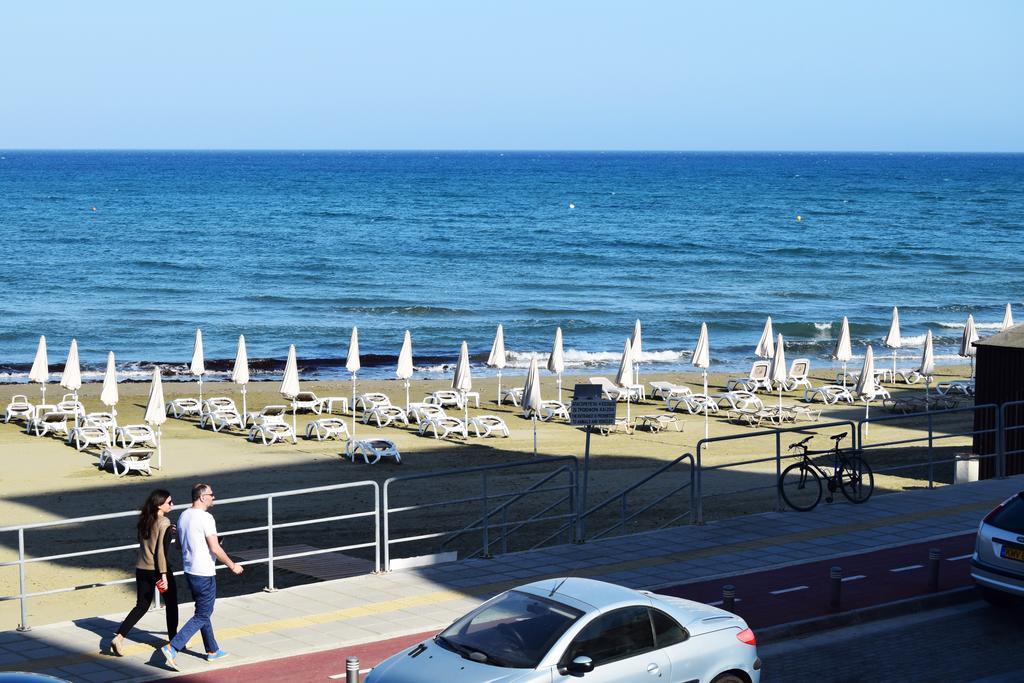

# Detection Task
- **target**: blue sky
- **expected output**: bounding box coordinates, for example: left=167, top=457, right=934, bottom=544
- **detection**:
left=1, top=1, right=1021, bottom=151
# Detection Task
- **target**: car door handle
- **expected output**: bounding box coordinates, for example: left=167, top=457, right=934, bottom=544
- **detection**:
left=647, top=662, right=660, bottom=675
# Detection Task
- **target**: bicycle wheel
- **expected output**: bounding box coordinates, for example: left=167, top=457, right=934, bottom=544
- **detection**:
left=839, top=455, right=874, bottom=503
left=779, top=462, right=822, bottom=511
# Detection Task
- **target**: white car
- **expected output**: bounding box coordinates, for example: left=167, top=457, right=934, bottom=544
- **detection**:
left=972, top=490, right=1024, bottom=604
left=366, top=577, right=761, bottom=683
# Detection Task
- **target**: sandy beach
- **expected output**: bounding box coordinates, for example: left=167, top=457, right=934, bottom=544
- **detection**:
left=0, top=364, right=976, bottom=629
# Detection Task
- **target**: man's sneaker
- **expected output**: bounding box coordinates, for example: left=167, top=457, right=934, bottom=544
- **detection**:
left=207, top=649, right=230, bottom=662
left=160, top=644, right=178, bottom=671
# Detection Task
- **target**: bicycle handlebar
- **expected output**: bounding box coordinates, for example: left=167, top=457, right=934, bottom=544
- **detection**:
left=788, top=434, right=816, bottom=450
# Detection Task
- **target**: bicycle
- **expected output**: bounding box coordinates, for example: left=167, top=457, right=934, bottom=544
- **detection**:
left=778, top=432, right=874, bottom=512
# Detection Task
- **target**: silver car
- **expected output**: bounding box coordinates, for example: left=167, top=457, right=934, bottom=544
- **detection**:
left=972, top=490, right=1024, bottom=604
left=366, top=577, right=761, bottom=683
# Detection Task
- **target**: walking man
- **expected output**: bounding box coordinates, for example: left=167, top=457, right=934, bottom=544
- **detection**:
left=161, top=483, right=243, bottom=670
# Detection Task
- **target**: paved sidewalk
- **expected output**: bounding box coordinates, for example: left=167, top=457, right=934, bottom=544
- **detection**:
left=1, top=476, right=1020, bottom=682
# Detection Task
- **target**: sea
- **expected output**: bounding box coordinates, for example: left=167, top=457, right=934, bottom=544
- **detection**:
left=2, top=151, right=1023, bottom=384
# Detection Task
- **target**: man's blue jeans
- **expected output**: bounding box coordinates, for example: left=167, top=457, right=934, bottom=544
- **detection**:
left=169, top=574, right=219, bottom=653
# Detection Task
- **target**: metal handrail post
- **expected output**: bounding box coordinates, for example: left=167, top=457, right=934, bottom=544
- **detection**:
left=695, top=440, right=704, bottom=525
left=927, top=411, right=934, bottom=489
left=481, top=472, right=491, bottom=559
left=373, top=483, right=381, bottom=573
left=17, top=528, right=29, bottom=632
left=265, top=497, right=276, bottom=591
left=775, top=431, right=783, bottom=512
left=689, top=456, right=696, bottom=516
left=382, top=482, right=391, bottom=572
left=997, top=405, right=1006, bottom=479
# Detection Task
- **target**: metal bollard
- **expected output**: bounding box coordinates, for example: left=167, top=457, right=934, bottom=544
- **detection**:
left=928, top=548, right=942, bottom=592
left=829, top=566, right=842, bottom=610
left=347, top=656, right=360, bottom=683
left=722, top=585, right=736, bottom=612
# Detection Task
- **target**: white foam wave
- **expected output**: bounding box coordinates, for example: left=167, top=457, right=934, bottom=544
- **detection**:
left=937, top=320, right=1002, bottom=330
left=504, top=348, right=687, bottom=369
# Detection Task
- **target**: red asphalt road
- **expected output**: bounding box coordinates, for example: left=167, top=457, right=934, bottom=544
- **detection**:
left=165, top=533, right=976, bottom=682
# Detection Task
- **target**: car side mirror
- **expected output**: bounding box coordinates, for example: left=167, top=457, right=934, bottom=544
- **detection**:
left=568, top=656, right=594, bottom=674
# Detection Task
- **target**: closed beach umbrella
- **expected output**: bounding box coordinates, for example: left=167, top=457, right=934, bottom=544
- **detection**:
left=190, top=329, right=206, bottom=403
left=346, top=327, right=361, bottom=435
left=855, top=345, right=876, bottom=424
left=60, top=339, right=83, bottom=427
left=755, top=317, right=775, bottom=359
left=960, top=314, right=979, bottom=378
left=615, top=338, right=635, bottom=423
left=692, top=322, right=711, bottom=445
left=144, top=367, right=167, bottom=469
left=1002, top=303, right=1014, bottom=331
left=522, top=356, right=542, bottom=456
left=883, top=307, right=902, bottom=382
left=769, top=333, right=787, bottom=412
left=920, top=330, right=935, bottom=408
left=833, top=317, right=853, bottom=387
left=29, top=335, right=49, bottom=403
left=452, top=341, right=472, bottom=423
left=396, top=330, right=414, bottom=410
left=630, top=319, right=643, bottom=384
left=232, top=335, right=250, bottom=422
left=100, top=352, right=119, bottom=426
left=280, top=344, right=300, bottom=442
left=548, top=327, right=565, bottom=403
left=486, top=324, right=506, bottom=405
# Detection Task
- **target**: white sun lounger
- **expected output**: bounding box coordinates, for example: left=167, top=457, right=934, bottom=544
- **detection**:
left=55, top=399, right=86, bottom=419
left=715, top=391, right=761, bottom=411
left=305, top=417, right=350, bottom=441
left=936, top=380, right=975, bottom=396
left=468, top=415, right=510, bottom=438
left=425, top=390, right=463, bottom=408
left=84, top=412, right=117, bottom=432
left=362, top=405, right=410, bottom=428
left=726, top=361, right=772, bottom=393
left=354, top=393, right=392, bottom=413
left=418, top=409, right=467, bottom=439
left=537, top=400, right=570, bottom=422
left=499, top=386, right=524, bottom=406
left=248, top=415, right=296, bottom=445
left=635, top=414, right=683, bottom=432
left=649, top=382, right=691, bottom=401
left=667, top=393, right=718, bottom=415
left=201, top=408, right=245, bottom=432
left=5, top=395, right=35, bottom=423
left=804, top=385, right=854, bottom=404
left=291, top=391, right=325, bottom=414
left=115, top=424, right=157, bottom=448
left=28, top=410, right=71, bottom=438
left=245, top=405, right=288, bottom=427
left=588, top=377, right=641, bottom=402
left=408, top=403, right=445, bottom=425
left=781, top=359, right=813, bottom=391
left=166, top=398, right=201, bottom=418
left=99, top=447, right=153, bottom=477
left=345, top=438, right=401, bottom=464
left=69, top=420, right=113, bottom=451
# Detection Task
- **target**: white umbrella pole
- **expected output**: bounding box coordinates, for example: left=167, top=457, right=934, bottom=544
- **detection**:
left=73, top=391, right=79, bottom=428
left=532, top=416, right=537, bottom=457
left=198, top=377, right=203, bottom=404
left=557, top=374, right=562, bottom=404
left=626, top=395, right=631, bottom=423
left=292, top=402, right=297, bottom=444
left=241, top=386, right=247, bottom=425
left=892, top=352, right=897, bottom=383
left=404, top=380, right=410, bottom=412
left=40, top=385, right=45, bottom=405
left=496, top=370, right=502, bottom=405
left=462, top=391, right=468, bottom=425
left=157, top=427, right=163, bottom=470
left=842, top=362, right=848, bottom=388
left=351, top=373, right=357, bottom=437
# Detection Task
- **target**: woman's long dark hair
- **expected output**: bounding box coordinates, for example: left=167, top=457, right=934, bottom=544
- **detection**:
left=137, top=489, right=172, bottom=542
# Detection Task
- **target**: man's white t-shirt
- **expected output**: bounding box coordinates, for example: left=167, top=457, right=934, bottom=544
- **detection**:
left=177, top=508, right=218, bottom=577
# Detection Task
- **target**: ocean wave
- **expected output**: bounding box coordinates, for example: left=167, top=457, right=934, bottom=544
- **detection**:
left=504, top=348, right=688, bottom=369
left=936, top=320, right=1002, bottom=330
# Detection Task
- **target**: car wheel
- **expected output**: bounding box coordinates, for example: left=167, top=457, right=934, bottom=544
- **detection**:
left=711, top=673, right=746, bottom=683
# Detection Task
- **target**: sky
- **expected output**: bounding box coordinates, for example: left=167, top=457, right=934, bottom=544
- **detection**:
left=0, top=1, right=1021, bottom=151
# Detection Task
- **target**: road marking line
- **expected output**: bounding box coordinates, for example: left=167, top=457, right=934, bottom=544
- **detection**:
left=708, top=598, right=743, bottom=606
left=841, top=574, right=866, bottom=582
left=947, top=553, right=972, bottom=561
left=770, top=585, right=809, bottom=595
left=890, top=564, right=923, bottom=572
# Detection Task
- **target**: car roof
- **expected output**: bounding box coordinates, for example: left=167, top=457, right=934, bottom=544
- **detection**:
left=515, top=577, right=646, bottom=612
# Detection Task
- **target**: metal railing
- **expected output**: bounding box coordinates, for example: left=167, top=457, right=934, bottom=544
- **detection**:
left=693, top=420, right=859, bottom=523
left=0, top=480, right=379, bottom=631
left=858, top=403, right=999, bottom=487
left=382, top=457, right=578, bottom=570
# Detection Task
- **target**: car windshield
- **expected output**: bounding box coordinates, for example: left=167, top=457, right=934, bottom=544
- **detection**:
left=437, top=590, right=583, bottom=669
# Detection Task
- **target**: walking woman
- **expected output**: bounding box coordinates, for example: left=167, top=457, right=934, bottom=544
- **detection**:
left=110, top=489, right=178, bottom=655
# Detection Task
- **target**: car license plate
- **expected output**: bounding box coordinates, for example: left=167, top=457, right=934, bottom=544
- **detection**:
left=1002, top=546, right=1024, bottom=562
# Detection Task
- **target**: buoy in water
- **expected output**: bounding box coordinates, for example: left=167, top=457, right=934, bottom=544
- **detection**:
left=91, top=207, right=97, bottom=212
left=796, top=215, right=802, bottom=221
left=569, top=202, right=575, bottom=209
